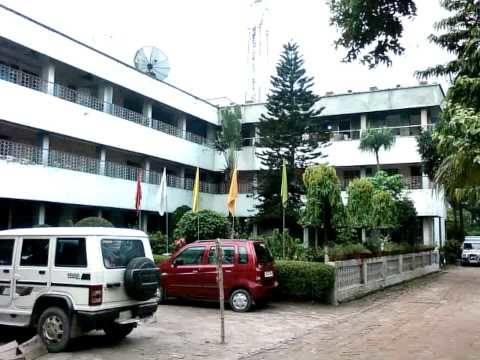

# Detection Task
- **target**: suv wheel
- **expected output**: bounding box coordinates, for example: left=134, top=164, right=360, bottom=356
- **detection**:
left=229, top=289, right=252, bottom=312
left=37, top=307, right=71, bottom=353
left=104, top=323, right=135, bottom=341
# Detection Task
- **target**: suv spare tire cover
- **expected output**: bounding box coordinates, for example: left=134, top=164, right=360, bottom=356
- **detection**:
left=124, top=257, right=159, bottom=301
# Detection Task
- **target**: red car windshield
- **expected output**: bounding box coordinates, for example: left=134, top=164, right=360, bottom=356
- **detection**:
left=254, top=243, right=273, bottom=263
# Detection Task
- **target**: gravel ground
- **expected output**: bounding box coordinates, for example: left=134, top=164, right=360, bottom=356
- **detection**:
left=1, top=266, right=477, bottom=360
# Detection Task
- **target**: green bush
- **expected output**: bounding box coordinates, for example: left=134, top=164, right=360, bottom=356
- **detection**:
left=149, top=231, right=174, bottom=255
left=328, top=243, right=372, bottom=261
left=275, top=260, right=334, bottom=301
left=443, top=239, right=462, bottom=264
left=153, top=254, right=170, bottom=265
left=75, top=217, right=113, bottom=227
left=173, top=210, right=229, bottom=242
left=261, top=229, right=306, bottom=260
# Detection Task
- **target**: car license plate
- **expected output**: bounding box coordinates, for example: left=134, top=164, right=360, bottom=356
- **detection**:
left=118, top=310, right=132, bottom=321
left=264, top=271, right=274, bottom=278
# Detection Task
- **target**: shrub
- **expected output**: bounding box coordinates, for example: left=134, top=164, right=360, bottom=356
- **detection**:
left=153, top=254, right=170, bottom=265
left=149, top=231, right=174, bottom=255
left=173, top=210, right=229, bottom=242
left=75, top=217, right=113, bottom=227
left=172, top=205, right=191, bottom=228
left=443, top=239, right=462, bottom=264
left=261, top=229, right=306, bottom=260
left=275, top=260, right=334, bottom=301
left=328, top=243, right=372, bottom=261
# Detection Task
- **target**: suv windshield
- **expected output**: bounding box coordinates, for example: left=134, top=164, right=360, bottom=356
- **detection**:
left=464, top=243, right=480, bottom=250
left=101, top=239, right=145, bottom=268
left=254, top=243, right=273, bottom=263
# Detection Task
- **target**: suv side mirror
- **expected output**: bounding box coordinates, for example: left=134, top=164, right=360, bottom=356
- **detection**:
left=173, top=258, right=184, bottom=266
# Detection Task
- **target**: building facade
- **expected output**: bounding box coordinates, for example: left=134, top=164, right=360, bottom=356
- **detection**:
left=0, top=5, right=446, bottom=246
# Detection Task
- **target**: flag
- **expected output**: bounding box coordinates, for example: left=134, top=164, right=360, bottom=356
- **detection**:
left=227, top=167, right=238, bottom=216
left=192, top=167, right=200, bottom=213
left=158, top=168, right=167, bottom=216
left=135, top=169, right=142, bottom=213
left=281, top=160, right=288, bottom=208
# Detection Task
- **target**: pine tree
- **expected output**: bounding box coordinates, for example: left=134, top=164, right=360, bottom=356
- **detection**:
left=255, top=42, right=328, bottom=225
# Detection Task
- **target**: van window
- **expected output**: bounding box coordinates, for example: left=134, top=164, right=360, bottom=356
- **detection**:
left=55, top=238, right=87, bottom=268
left=464, top=243, right=480, bottom=250
left=20, top=239, right=49, bottom=267
left=254, top=243, right=273, bottom=263
left=208, top=246, right=235, bottom=264
left=238, top=246, right=248, bottom=264
left=101, top=239, right=145, bottom=269
left=175, top=246, right=206, bottom=265
left=0, top=240, right=14, bottom=266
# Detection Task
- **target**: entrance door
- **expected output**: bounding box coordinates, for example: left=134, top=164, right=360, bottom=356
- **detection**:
left=166, top=246, right=206, bottom=298
left=14, top=238, right=51, bottom=309
left=0, top=239, right=15, bottom=306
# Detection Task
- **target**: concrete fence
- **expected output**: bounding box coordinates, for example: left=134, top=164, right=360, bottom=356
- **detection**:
left=330, top=250, right=440, bottom=304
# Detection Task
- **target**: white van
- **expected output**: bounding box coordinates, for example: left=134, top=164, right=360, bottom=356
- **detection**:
left=0, top=227, right=159, bottom=352
left=461, top=236, right=480, bottom=265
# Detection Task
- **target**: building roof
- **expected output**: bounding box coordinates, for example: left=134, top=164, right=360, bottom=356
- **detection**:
left=0, top=227, right=147, bottom=237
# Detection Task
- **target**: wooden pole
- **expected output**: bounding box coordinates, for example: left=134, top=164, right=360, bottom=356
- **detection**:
left=215, top=238, right=225, bottom=344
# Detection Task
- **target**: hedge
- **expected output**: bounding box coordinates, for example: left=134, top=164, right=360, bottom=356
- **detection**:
left=275, top=260, right=335, bottom=301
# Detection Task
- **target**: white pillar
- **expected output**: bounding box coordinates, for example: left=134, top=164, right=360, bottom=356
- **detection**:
left=178, top=114, right=187, bottom=138
left=7, top=207, right=12, bottom=229
left=144, top=158, right=151, bottom=183
left=360, top=114, right=367, bottom=133
left=98, top=84, right=113, bottom=114
left=303, top=227, right=309, bottom=248
left=252, top=224, right=258, bottom=239
left=422, top=172, right=430, bottom=190
left=423, top=217, right=433, bottom=245
left=38, top=203, right=46, bottom=225
left=206, top=125, right=216, bottom=143
left=97, top=209, right=103, bottom=218
left=142, top=213, right=148, bottom=233
left=178, top=167, right=186, bottom=189
left=99, top=148, right=106, bottom=175
left=360, top=168, right=367, bottom=178
left=421, top=109, right=428, bottom=130
left=41, top=134, right=49, bottom=166
left=40, top=62, right=55, bottom=95
left=142, top=101, right=153, bottom=128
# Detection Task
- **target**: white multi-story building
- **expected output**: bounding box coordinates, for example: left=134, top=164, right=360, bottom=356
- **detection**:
left=0, top=5, right=446, bottom=246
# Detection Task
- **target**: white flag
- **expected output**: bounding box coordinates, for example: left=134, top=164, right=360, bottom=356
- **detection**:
left=158, top=168, right=167, bottom=216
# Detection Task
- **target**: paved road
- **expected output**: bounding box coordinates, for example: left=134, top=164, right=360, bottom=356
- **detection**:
left=1, top=266, right=477, bottom=360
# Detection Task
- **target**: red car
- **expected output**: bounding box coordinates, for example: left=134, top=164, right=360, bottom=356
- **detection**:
left=158, top=240, right=278, bottom=312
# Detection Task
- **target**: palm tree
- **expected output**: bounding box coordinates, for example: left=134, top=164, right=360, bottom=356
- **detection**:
left=359, top=128, right=396, bottom=170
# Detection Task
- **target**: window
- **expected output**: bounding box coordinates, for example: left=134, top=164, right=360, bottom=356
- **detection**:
left=55, top=238, right=87, bottom=268
left=20, top=239, right=49, bottom=267
left=238, top=246, right=248, bottom=264
left=174, top=247, right=206, bottom=266
left=464, top=243, right=480, bottom=250
left=208, top=246, right=235, bottom=264
left=0, top=240, right=14, bottom=266
left=101, top=239, right=145, bottom=269
left=254, top=243, right=273, bottom=264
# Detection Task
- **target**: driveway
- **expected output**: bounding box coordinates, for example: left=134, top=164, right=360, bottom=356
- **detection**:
left=1, top=266, right=478, bottom=360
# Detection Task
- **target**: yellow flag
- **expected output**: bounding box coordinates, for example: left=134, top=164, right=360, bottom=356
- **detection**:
left=227, top=167, right=238, bottom=216
left=192, top=167, right=200, bottom=213
left=281, top=160, right=288, bottom=208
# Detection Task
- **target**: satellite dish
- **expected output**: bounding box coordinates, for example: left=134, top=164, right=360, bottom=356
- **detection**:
left=134, top=46, right=170, bottom=80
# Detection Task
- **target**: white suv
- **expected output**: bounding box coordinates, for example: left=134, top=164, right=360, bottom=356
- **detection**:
left=0, top=227, right=159, bottom=352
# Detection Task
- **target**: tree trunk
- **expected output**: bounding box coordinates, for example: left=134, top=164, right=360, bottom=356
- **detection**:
left=452, top=204, right=458, bottom=236
left=459, top=204, right=465, bottom=241
left=375, top=151, right=380, bottom=171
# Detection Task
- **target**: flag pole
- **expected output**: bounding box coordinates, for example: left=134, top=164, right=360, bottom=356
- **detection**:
left=231, top=214, right=235, bottom=239
left=165, top=211, right=169, bottom=254
left=282, top=206, right=285, bottom=258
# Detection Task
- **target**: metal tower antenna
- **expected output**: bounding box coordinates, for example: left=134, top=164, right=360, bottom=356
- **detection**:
left=246, top=0, right=270, bottom=103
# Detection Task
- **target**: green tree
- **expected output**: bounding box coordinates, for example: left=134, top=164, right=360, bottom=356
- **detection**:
left=346, top=178, right=374, bottom=241
left=173, top=209, right=229, bottom=243
left=416, top=129, right=443, bottom=181
left=369, top=170, right=404, bottom=200
left=256, top=42, right=328, bottom=224
left=302, top=165, right=344, bottom=244
left=216, top=106, right=242, bottom=181
left=75, top=217, right=113, bottom=227
left=359, top=129, right=396, bottom=170
left=371, top=190, right=397, bottom=229
left=328, top=0, right=417, bottom=67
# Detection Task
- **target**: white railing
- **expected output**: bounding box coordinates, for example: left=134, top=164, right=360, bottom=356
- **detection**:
left=48, top=149, right=99, bottom=174
left=0, top=139, right=42, bottom=165
left=0, top=64, right=213, bottom=148
left=104, top=161, right=141, bottom=182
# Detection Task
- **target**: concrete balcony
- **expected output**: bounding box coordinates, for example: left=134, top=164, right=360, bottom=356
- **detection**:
left=0, top=75, right=218, bottom=171
left=0, top=141, right=256, bottom=217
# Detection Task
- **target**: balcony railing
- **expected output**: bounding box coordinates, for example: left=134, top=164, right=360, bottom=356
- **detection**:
left=0, top=64, right=213, bottom=147
left=0, top=139, right=42, bottom=165
left=48, top=149, right=99, bottom=174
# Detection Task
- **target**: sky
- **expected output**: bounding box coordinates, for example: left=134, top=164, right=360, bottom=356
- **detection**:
left=2, top=0, right=452, bottom=104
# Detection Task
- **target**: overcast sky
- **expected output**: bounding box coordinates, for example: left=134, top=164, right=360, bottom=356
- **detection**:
left=3, top=0, right=452, bottom=103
